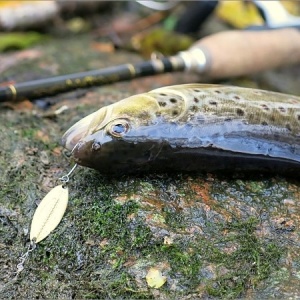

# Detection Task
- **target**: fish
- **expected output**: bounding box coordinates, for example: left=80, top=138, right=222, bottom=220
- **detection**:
left=62, top=84, right=300, bottom=175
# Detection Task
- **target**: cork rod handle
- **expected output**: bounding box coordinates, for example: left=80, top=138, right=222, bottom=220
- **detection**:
left=193, top=28, right=300, bottom=79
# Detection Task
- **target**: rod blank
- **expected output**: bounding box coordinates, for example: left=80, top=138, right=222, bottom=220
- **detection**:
left=0, top=57, right=186, bottom=102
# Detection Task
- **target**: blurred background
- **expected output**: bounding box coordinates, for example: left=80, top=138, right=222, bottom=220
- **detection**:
left=0, top=0, right=300, bottom=108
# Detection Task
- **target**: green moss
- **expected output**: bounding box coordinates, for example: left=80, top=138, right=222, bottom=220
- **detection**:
left=21, top=128, right=37, bottom=139
left=0, top=163, right=286, bottom=299
left=88, top=200, right=138, bottom=241
left=205, top=217, right=282, bottom=298
left=132, top=224, right=153, bottom=248
left=69, top=175, right=284, bottom=298
left=76, top=183, right=154, bottom=253
left=163, top=206, right=187, bottom=229
left=84, top=272, right=153, bottom=299
left=0, top=32, right=46, bottom=52
left=136, top=217, right=283, bottom=298
left=162, top=243, right=203, bottom=280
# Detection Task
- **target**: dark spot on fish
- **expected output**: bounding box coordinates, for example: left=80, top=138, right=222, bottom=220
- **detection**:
left=278, top=106, right=286, bottom=113
left=170, top=98, right=177, bottom=103
left=298, top=115, right=300, bottom=121
left=261, top=121, right=268, bottom=126
left=190, top=105, right=198, bottom=112
left=214, top=90, right=221, bottom=94
left=225, top=117, right=232, bottom=122
left=233, top=95, right=240, bottom=100
left=139, top=111, right=150, bottom=118
left=261, top=104, right=270, bottom=111
left=156, top=111, right=162, bottom=117
left=172, top=110, right=179, bottom=116
left=159, top=101, right=166, bottom=107
left=193, top=89, right=200, bottom=92
left=159, top=93, right=167, bottom=96
left=194, top=97, right=199, bottom=103
left=209, top=100, right=217, bottom=106
left=286, top=123, right=292, bottom=131
left=236, top=108, right=245, bottom=116
left=92, top=142, right=101, bottom=151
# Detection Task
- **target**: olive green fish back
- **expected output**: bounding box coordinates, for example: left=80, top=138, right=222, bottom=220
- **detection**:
left=147, top=84, right=300, bottom=134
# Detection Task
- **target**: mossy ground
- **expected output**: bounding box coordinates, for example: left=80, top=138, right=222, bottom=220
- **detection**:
left=0, top=34, right=300, bottom=299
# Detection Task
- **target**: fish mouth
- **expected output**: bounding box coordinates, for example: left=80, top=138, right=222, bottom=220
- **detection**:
left=71, top=137, right=107, bottom=168
left=72, top=140, right=94, bottom=163
left=61, top=111, right=98, bottom=151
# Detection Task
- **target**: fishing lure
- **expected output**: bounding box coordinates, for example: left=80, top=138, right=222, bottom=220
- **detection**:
left=62, top=84, right=300, bottom=174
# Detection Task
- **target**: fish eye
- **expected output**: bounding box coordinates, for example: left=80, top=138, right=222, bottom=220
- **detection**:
left=107, top=119, right=130, bottom=138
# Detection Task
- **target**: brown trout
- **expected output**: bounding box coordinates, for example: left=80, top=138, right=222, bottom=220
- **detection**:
left=62, top=84, right=300, bottom=175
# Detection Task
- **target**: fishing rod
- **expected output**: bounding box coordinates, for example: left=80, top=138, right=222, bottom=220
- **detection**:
left=1, top=27, right=300, bottom=102
left=0, top=52, right=194, bottom=102
left=0, top=48, right=205, bottom=103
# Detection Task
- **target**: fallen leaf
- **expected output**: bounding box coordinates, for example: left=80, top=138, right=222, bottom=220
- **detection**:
left=91, top=42, right=115, bottom=53
left=2, top=99, right=34, bottom=111
left=66, top=17, right=90, bottom=33
left=99, top=238, right=109, bottom=248
left=216, top=1, right=263, bottom=29
left=52, top=147, right=62, bottom=156
left=146, top=267, right=166, bottom=289
left=163, top=236, right=173, bottom=245
left=35, top=130, right=50, bottom=144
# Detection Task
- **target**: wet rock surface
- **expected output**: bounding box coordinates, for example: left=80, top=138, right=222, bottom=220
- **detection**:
left=0, top=33, right=299, bottom=299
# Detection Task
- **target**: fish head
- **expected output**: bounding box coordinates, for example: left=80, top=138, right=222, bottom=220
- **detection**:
left=62, top=93, right=168, bottom=172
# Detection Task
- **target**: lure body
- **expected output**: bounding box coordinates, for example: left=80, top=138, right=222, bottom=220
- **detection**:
left=62, top=84, right=300, bottom=174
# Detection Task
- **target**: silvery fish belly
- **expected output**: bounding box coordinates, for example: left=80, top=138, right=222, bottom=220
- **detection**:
left=62, top=84, right=300, bottom=175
